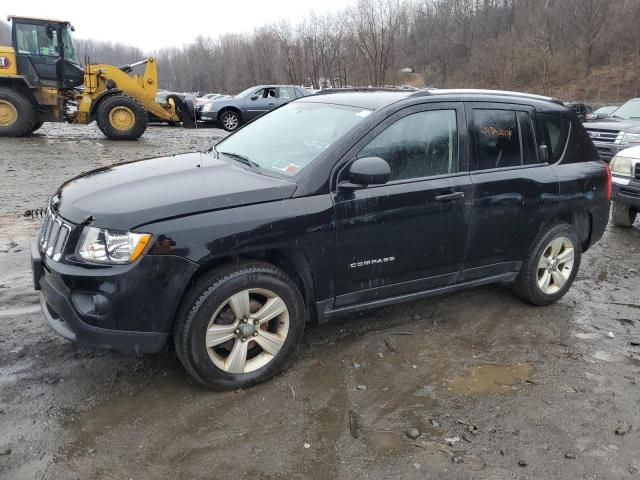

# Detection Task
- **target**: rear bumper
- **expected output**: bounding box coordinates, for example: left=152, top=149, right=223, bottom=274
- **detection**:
left=592, top=141, right=627, bottom=162
left=32, top=241, right=198, bottom=354
left=586, top=203, right=611, bottom=250
left=612, top=178, right=640, bottom=209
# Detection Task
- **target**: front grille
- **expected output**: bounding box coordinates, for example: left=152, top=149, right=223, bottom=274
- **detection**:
left=39, top=209, right=72, bottom=262
left=635, top=163, right=640, bottom=181
left=596, top=147, right=614, bottom=161
left=585, top=128, right=621, bottom=143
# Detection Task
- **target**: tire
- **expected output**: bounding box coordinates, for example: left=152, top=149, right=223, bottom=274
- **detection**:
left=96, top=95, right=148, bottom=140
left=173, top=261, right=305, bottom=390
left=514, top=223, right=582, bottom=306
left=612, top=201, right=636, bottom=228
left=30, top=120, right=44, bottom=133
left=219, top=110, right=241, bottom=132
left=0, top=87, right=36, bottom=137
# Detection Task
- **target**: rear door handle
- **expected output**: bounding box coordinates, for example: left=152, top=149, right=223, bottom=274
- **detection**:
left=435, top=191, right=465, bottom=202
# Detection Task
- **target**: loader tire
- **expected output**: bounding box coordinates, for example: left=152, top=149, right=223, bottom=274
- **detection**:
left=0, top=87, right=36, bottom=137
left=30, top=120, right=44, bottom=133
left=96, top=95, right=148, bottom=140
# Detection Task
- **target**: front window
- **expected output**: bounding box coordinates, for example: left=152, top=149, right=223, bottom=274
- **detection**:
left=611, top=100, right=640, bottom=120
left=61, top=26, right=79, bottom=64
left=215, top=102, right=371, bottom=176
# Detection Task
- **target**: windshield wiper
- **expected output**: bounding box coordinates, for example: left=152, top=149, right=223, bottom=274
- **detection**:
left=219, top=151, right=260, bottom=169
left=611, top=115, right=626, bottom=120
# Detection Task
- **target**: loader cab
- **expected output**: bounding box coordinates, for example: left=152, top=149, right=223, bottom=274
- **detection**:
left=9, top=16, right=84, bottom=89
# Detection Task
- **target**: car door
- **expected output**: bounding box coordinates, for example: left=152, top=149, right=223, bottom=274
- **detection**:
left=332, top=102, right=472, bottom=308
left=462, top=103, right=559, bottom=280
left=245, top=87, right=277, bottom=121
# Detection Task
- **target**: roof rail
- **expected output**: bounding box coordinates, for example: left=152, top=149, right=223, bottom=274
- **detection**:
left=315, top=87, right=418, bottom=95
left=411, top=88, right=564, bottom=105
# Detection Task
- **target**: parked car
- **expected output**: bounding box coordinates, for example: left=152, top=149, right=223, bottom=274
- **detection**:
left=584, top=98, right=640, bottom=162
left=586, top=105, right=619, bottom=121
left=199, top=85, right=311, bottom=131
left=609, top=145, right=640, bottom=227
left=564, top=101, right=590, bottom=121
left=32, top=88, right=610, bottom=390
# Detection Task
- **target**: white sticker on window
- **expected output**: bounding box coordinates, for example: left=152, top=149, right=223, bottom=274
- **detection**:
left=356, top=110, right=371, bottom=118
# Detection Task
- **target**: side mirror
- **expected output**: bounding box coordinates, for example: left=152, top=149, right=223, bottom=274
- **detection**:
left=539, top=145, right=550, bottom=163
left=347, top=156, right=391, bottom=186
left=596, top=112, right=609, bottom=119
left=250, top=95, right=259, bottom=101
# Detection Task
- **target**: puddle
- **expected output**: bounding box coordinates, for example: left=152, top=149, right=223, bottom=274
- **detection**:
left=575, top=332, right=600, bottom=340
left=592, top=351, right=615, bottom=362
left=445, top=364, right=533, bottom=395
left=364, top=430, right=412, bottom=456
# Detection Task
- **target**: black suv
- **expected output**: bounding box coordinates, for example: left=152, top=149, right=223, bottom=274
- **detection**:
left=32, top=89, right=611, bottom=390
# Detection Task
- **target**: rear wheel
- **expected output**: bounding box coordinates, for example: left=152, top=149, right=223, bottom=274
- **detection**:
left=219, top=110, right=241, bottom=131
left=514, top=223, right=582, bottom=306
left=174, top=262, right=305, bottom=390
left=0, top=87, right=36, bottom=137
left=96, top=95, right=148, bottom=140
left=612, top=201, right=636, bottom=228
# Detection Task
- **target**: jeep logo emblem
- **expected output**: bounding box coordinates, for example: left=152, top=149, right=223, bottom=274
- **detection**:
left=0, top=56, right=10, bottom=69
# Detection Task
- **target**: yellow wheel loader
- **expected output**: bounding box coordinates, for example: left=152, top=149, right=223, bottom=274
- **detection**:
left=0, top=16, right=195, bottom=140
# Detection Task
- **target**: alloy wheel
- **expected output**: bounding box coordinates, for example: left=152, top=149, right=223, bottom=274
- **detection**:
left=537, top=237, right=575, bottom=294
left=222, top=112, right=238, bottom=130
left=205, top=288, right=289, bottom=373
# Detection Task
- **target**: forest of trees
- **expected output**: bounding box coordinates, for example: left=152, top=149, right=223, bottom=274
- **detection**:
left=2, top=0, right=640, bottom=103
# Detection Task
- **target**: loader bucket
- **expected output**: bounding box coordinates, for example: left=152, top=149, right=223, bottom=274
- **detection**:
left=168, top=94, right=197, bottom=129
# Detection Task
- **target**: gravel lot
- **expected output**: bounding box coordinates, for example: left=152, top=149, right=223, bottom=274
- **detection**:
left=1, top=123, right=639, bottom=480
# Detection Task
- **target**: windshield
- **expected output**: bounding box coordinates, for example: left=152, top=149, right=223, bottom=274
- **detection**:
left=611, top=100, right=640, bottom=120
left=235, top=87, right=258, bottom=98
left=215, top=102, right=371, bottom=176
left=61, top=26, right=79, bottom=64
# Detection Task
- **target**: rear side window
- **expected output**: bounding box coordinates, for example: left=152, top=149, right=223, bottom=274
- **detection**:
left=358, top=109, right=458, bottom=181
left=541, top=114, right=570, bottom=162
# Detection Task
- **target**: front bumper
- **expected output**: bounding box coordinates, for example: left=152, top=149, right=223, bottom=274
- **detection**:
left=32, top=241, right=198, bottom=354
left=592, top=141, right=629, bottom=162
left=612, top=177, right=640, bottom=209
left=199, top=112, right=217, bottom=123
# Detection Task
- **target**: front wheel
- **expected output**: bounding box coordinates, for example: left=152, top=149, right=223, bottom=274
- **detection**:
left=219, top=110, right=241, bottom=131
left=612, top=201, right=637, bottom=228
left=173, top=262, right=305, bottom=390
left=514, top=223, right=582, bottom=306
left=96, top=95, right=148, bottom=140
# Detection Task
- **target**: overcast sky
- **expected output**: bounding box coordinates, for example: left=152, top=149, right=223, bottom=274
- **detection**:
left=2, top=0, right=355, bottom=51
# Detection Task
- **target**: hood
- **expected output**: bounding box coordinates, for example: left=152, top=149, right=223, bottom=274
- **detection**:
left=584, top=118, right=640, bottom=133
left=54, top=153, right=296, bottom=230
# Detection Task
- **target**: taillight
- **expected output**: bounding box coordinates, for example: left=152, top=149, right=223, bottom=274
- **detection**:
left=605, top=163, right=612, bottom=201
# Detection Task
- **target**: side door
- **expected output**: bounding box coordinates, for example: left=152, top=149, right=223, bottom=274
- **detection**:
left=462, top=103, right=559, bottom=281
left=13, top=22, right=61, bottom=86
left=245, top=87, right=277, bottom=121
left=332, top=103, right=472, bottom=308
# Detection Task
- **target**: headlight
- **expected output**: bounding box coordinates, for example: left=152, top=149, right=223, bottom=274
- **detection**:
left=620, top=132, right=640, bottom=145
left=203, top=103, right=213, bottom=112
left=77, top=227, right=151, bottom=264
left=610, top=156, right=633, bottom=177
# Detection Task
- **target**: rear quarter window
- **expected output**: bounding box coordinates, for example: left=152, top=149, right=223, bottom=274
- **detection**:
left=541, top=113, right=570, bottom=162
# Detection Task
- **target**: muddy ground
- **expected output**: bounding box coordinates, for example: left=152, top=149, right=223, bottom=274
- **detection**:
left=1, top=123, right=640, bottom=480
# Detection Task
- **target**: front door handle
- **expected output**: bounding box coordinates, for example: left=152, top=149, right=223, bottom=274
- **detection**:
left=435, top=191, right=465, bottom=202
